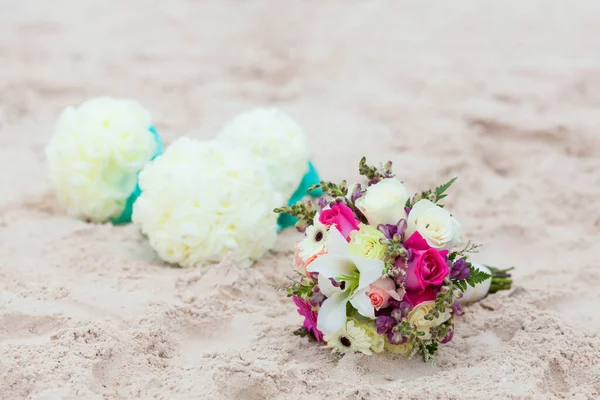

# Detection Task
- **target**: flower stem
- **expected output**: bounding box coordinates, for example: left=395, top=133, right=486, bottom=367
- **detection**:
left=484, top=265, right=514, bottom=294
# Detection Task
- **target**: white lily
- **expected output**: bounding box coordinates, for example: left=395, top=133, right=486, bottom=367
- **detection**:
left=307, top=227, right=386, bottom=335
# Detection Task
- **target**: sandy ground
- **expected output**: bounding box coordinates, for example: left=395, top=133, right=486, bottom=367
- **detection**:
left=1, top=1, right=599, bottom=399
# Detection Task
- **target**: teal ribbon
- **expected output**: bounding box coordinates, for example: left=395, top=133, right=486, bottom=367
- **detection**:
left=111, top=125, right=163, bottom=225
left=277, top=161, right=322, bottom=231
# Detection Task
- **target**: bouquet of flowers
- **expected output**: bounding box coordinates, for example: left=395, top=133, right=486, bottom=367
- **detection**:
left=275, top=158, right=513, bottom=361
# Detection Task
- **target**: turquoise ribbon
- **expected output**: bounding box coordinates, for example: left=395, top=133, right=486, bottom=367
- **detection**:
left=111, top=125, right=163, bottom=225
left=277, top=161, right=322, bottom=231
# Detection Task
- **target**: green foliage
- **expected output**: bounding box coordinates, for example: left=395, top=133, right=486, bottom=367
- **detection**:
left=434, top=177, right=457, bottom=202
left=380, top=236, right=407, bottom=275
left=429, top=318, right=453, bottom=342
left=388, top=318, right=425, bottom=344
left=418, top=340, right=439, bottom=362
left=424, top=284, right=453, bottom=321
left=317, top=180, right=349, bottom=198
left=454, top=263, right=492, bottom=293
left=409, top=177, right=458, bottom=207
left=448, top=240, right=482, bottom=262
left=272, top=275, right=316, bottom=298
left=307, top=183, right=322, bottom=194
left=359, top=157, right=379, bottom=180
left=346, top=301, right=357, bottom=316
left=485, top=265, right=514, bottom=294
left=274, top=201, right=317, bottom=231
left=293, top=327, right=309, bottom=338
left=358, top=157, right=394, bottom=181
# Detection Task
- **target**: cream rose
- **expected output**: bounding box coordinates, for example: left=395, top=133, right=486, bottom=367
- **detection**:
left=355, top=178, right=409, bottom=226
left=406, top=199, right=461, bottom=250
left=348, top=224, right=387, bottom=260
left=407, top=300, right=452, bottom=340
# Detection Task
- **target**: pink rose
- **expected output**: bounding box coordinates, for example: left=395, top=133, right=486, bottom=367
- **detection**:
left=404, top=287, right=437, bottom=307
left=319, top=204, right=360, bottom=241
left=398, top=232, right=450, bottom=306
left=368, top=278, right=401, bottom=311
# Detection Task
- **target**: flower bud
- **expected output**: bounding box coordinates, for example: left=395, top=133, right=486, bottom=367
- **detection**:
left=390, top=308, right=403, bottom=321
left=450, top=259, right=470, bottom=281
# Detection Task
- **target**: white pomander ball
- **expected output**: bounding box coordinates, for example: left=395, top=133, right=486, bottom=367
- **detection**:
left=217, top=108, right=310, bottom=200
left=45, top=97, right=160, bottom=223
left=132, top=138, right=283, bottom=268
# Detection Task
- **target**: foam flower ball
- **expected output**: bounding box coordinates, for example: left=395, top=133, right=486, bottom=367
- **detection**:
left=216, top=108, right=323, bottom=230
left=132, top=138, right=283, bottom=268
left=45, top=97, right=162, bottom=223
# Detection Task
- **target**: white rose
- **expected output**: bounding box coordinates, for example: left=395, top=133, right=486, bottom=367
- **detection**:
left=406, top=199, right=461, bottom=250
left=457, top=264, right=492, bottom=305
left=407, top=300, right=452, bottom=340
left=355, top=178, right=409, bottom=226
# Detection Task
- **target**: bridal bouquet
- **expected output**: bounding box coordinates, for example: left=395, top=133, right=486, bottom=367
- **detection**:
left=275, top=158, right=513, bottom=361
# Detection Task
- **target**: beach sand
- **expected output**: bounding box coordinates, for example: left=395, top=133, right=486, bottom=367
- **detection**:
left=1, top=1, right=599, bottom=398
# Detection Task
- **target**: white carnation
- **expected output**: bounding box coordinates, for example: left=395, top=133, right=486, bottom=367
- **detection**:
left=132, top=138, right=282, bottom=268
left=45, top=97, right=158, bottom=222
left=217, top=108, right=310, bottom=200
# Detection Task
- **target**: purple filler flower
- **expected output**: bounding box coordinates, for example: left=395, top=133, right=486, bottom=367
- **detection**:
left=317, top=197, right=329, bottom=211
left=441, top=328, right=455, bottom=344
left=292, top=295, right=324, bottom=342
left=309, top=286, right=326, bottom=307
left=375, top=316, right=396, bottom=335
left=388, top=330, right=409, bottom=345
left=377, top=219, right=408, bottom=240
left=450, top=259, right=471, bottom=281
left=351, top=183, right=365, bottom=203
left=452, top=301, right=465, bottom=317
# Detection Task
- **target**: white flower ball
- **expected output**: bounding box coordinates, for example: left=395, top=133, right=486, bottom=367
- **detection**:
left=45, top=97, right=159, bottom=223
left=217, top=108, right=310, bottom=200
left=132, top=138, right=283, bottom=268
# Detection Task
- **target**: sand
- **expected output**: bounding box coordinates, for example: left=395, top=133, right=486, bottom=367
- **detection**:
left=1, top=1, right=599, bottom=399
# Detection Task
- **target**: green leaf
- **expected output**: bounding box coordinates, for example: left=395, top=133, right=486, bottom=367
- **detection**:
left=307, top=183, right=322, bottom=193
left=358, top=157, right=379, bottom=180
left=467, top=263, right=492, bottom=286
left=484, top=265, right=514, bottom=294
left=455, top=263, right=492, bottom=292
left=435, top=177, right=457, bottom=198
left=346, top=301, right=357, bottom=316
left=454, top=280, right=466, bottom=293
left=418, top=340, right=438, bottom=362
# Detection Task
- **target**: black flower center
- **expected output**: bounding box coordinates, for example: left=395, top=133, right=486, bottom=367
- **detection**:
left=340, top=336, right=352, bottom=347
left=315, top=231, right=324, bottom=242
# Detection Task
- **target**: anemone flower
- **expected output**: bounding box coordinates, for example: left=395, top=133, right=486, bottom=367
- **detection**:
left=306, top=227, right=385, bottom=335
